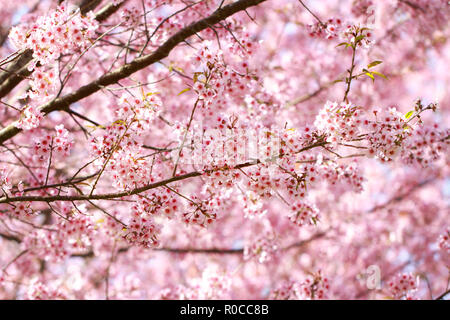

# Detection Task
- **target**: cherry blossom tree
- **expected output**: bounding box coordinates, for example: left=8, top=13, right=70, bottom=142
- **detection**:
left=0, top=0, right=448, bottom=300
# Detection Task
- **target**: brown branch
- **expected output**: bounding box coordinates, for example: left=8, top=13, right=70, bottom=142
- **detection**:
left=0, top=229, right=325, bottom=258
left=19, top=171, right=100, bottom=193
left=284, top=76, right=343, bottom=108
left=0, top=0, right=268, bottom=145
left=436, top=288, right=450, bottom=300
left=67, top=109, right=101, bottom=127
left=2, top=249, right=29, bottom=272
left=0, top=139, right=326, bottom=204
left=0, top=160, right=257, bottom=203
left=71, top=231, right=326, bottom=258
left=0, top=232, right=21, bottom=243
left=366, top=178, right=435, bottom=213
left=297, top=0, right=325, bottom=26
left=79, top=0, right=103, bottom=15
left=94, top=0, right=127, bottom=22
left=399, top=0, right=426, bottom=13
left=0, top=49, right=34, bottom=97
left=343, top=42, right=357, bottom=103
left=172, top=98, right=200, bottom=176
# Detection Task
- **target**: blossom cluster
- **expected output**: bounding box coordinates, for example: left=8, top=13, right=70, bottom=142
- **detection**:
left=9, top=4, right=97, bottom=68
left=190, top=41, right=259, bottom=115
left=402, top=124, right=449, bottom=166
left=299, top=272, right=331, bottom=300
left=108, top=147, right=154, bottom=190
left=120, top=6, right=141, bottom=26
left=315, top=101, right=447, bottom=164
left=123, top=211, right=160, bottom=248
left=288, top=201, right=320, bottom=227
left=173, top=118, right=284, bottom=171
left=9, top=5, right=98, bottom=130
left=308, top=18, right=343, bottom=39
left=137, top=189, right=180, bottom=219
left=24, top=279, right=67, bottom=300
left=340, top=24, right=374, bottom=48
left=183, top=195, right=222, bottom=227
left=287, top=154, right=364, bottom=198
left=59, top=212, right=95, bottom=252
left=9, top=4, right=98, bottom=128
left=240, top=191, right=267, bottom=219
left=117, top=92, right=161, bottom=133
left=244, top=232, right=279, bottom=263
left=269, top=280, right=300, bottom=300
left=90, top=91, right=160, bottom=190
left=387, top=273, right=418, bottom=299
left=318, top=160, right=365, bottom=193
left=23, top=211, right=94, bottom=261
left=438, top=228, right=449, bottom=266
left=0, top=167, right=12, bottom=194
left=159, top=267, right=231, bottom=300
left=203, top=166, right=243, bottom=190
left=16, top=105, right=44, bottom=130
left=28, top=68, right=58, bottom=102
left=244, top=165, right=281, bottom=199
left=363, top=107, right=411, bottom=160
left=12, top=201, right=34, bottom=219
left=308, top=19, right=373, bottom=48
left=314, top=101, right=362, bottom=145
left=32, top=124, right=73, bottom=162
left=270, top=272, right=330, bottom=300
left=120, top=190, right=183, bottom=248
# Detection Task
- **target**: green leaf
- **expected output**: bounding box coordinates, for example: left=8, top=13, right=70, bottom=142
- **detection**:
left=336, top=42, right=350, bottom=48
left=355, top=35, right=365, bottom=43
left=367, top=60, right=383, bottom=68
left=332, top=79, right=344, bottom=84
left=178, top=88, right=191, bottom=95
left=365, top=72, right=375, bottom=82
left=405, top=110, right=414, bottom=119
left=371, top=70, right=388, bottom=80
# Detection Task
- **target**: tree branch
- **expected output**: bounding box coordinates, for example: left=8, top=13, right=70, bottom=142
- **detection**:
left=72, top=231, right=326, bottom=257
left=436, top=288, right=450, bottom=300
left=366, top=178, right=435, bottom=213
left=0, top=139, right=326, bottom=204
